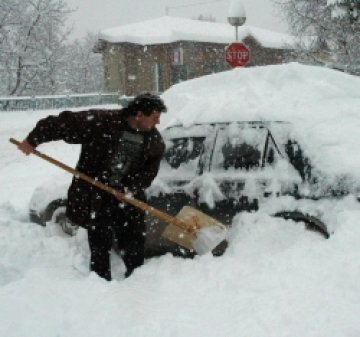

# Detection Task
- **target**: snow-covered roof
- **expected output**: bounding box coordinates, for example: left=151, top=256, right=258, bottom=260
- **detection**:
left=99, top=16, right=295, bottom=49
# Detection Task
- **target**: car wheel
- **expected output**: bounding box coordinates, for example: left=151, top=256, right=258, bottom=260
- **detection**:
left=30, top=198, right=68, bottom=226
left=42, top=199, right=67, bottom=224
left=273, top=210, right=330, bottom=239
left=29, top=209, right=45, bottom=226
left=43, top=199, right=79, bottom=236
left=52, top=206, right=79, bottom=236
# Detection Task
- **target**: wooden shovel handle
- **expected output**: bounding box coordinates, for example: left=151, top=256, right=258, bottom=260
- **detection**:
left=9, top=138, right=176, bottom=224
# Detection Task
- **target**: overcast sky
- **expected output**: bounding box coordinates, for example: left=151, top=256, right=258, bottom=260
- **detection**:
left=64, top=0, right=289, bottom=40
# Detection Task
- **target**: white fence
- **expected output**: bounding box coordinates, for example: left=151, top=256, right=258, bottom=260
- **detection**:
left=0, top=93, right=127, bottom=111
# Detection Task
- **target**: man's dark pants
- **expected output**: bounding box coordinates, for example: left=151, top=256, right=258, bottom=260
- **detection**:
left=87, top=196, right=145, bottom=281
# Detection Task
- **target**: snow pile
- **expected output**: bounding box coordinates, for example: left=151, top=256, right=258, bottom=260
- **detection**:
left=1, top=197, right=360, bottom=337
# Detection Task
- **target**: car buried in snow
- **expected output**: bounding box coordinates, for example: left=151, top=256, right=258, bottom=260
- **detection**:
left=29, top=119, right=332, bottom=258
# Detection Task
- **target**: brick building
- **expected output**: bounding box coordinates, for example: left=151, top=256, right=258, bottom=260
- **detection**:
left=95, top=16, right=295, bottom=96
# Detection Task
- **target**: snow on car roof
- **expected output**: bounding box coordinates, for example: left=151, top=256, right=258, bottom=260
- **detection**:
left=160, top=62, right=360, bottom=182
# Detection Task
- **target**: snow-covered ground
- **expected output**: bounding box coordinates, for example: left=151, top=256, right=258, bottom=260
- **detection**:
left=1, top=63, right=360, bottom=337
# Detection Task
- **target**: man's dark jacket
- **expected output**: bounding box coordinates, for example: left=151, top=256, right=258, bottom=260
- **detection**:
left=26, top=109, right=165, bottom=228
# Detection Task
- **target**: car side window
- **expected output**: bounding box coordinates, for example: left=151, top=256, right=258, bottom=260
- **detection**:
left=164, top=137, right=205, bottom=169
left=210, top=125, right=266, bottom=171
left=222, top=142, right=261, bottom=169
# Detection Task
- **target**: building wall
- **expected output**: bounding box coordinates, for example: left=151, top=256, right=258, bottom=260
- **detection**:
left=242, top=36, right=294, bottom=66
left=103, top=45, right=126, bottom=92
left=178, top=41, right=230, bottom=81
left=104, top=43, right=173, bottom=96
left=101, top=38, right=293, bottom=96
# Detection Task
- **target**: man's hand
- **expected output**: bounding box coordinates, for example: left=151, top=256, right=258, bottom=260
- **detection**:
left=17, top=139, right=34, bottom=155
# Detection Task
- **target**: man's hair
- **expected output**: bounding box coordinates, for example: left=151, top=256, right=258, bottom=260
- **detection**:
left=124, top=92, right=167, bottom=117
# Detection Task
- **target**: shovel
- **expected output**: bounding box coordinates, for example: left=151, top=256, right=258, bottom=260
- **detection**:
left=10, top=138, right=227, bottom=254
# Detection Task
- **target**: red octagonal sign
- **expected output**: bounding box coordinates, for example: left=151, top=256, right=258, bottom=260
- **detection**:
left=225, top=42, right=250, bottom=68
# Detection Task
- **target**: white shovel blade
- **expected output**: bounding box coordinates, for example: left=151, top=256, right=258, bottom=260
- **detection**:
left=162, top=206, right=228, bottom=254
left=192, top=225, right=227, bottom=255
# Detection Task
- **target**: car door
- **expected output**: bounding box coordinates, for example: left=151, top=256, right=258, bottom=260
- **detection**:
left=145, top=125, right=213, bottom=255
left=197, top=123, right=267, bottom=222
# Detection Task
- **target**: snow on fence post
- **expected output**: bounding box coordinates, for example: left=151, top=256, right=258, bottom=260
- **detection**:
left=31, top=96, right=36, bottom=111
left=66, top=94, right=71, bottom=109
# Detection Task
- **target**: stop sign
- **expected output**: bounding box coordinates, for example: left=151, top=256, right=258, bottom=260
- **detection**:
left=225, top=42, right=250, bottom=67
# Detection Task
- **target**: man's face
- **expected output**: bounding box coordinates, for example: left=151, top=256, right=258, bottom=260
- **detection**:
left=135, top=111, right=161, bottom=131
